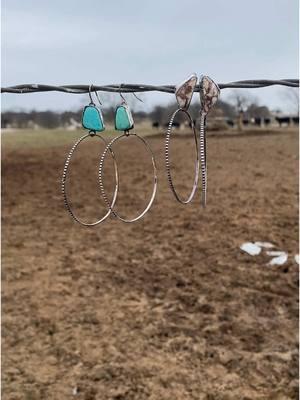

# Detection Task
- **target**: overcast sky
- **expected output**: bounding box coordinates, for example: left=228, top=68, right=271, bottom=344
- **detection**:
left=1, top=0, right=299, bottom=112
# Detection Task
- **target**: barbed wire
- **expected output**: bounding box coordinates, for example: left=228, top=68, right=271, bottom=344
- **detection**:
left=1, top=79, right=299, bottom=94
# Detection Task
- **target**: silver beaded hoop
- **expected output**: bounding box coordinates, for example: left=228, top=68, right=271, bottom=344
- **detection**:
left=62, top=132, right=119, bottom=226
left=99, top=132, right=158, bottom=223
left=165, top=108, right=199, bottom=204
left=199, top=75, right=220, bottom=207
left=165, top=74, right=200, bottom=204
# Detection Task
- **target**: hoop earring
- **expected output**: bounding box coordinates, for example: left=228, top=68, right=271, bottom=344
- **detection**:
left=98, top=90, right=158, bottom=223
left=199, top=76, right=220, bottom=207
left=165, top=74, right=200, bottom=204
left=62, top=85, right=119, bottom=226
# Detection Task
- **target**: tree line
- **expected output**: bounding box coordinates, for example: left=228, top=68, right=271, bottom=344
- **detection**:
left=2, top=89, right=298, bottom=130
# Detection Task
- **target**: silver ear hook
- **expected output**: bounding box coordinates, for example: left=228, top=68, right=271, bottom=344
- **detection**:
left=88, top=84, right=95, bottom=104
left=94, top=89, right=102, bottom=106
left=132, top=92, right=143, bottom=103
left=89, top=84, right=103, bottom=107
left=119, top=84, right=126, bottom=103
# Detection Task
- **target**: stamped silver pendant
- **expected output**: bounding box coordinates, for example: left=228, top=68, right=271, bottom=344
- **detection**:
left=199, top=75, right=220, bottom=114
left=175, top=73, right=198, bottom=110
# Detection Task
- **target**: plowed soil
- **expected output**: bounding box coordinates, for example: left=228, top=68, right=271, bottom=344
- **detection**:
left=2, top=128, right=299, bottom=399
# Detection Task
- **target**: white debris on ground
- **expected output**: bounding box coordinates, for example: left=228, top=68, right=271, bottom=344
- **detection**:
left=240, top=242, right=298, bottom=266
left=254, top=241, right=274, bottom=249
left=240, top=242, right=262, bottom=256
left=268, top=252, right=288, bottom=266
left=266, top=251, right=287, bottom=257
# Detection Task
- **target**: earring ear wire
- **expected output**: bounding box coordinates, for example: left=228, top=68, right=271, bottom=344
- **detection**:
left=88, top=84, right=95, bottom=104
left=88, top=84, right=103, bottom=107
left=132, top=92, right=143, bottom=103
left=119, top=84, right=126, bottom=102
left=94, top=89, right=102, bottom=106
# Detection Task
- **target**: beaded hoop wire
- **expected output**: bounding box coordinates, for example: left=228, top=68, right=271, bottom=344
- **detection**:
left=99, top=133, right=158, bottom=223
left=165, top=74, right=200, bottom=204
left=199, top=75, right=220, bottom=207
left=165, top=108, right=199, bottom=204
left=62, top=133, right=119, bottom=226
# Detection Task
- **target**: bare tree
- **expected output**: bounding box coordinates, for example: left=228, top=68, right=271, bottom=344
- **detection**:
left=228, top=90, right=255, bottom=130
left=281, top=88, right=299, bottom=115
left=247, top=104, right=270, bottom=118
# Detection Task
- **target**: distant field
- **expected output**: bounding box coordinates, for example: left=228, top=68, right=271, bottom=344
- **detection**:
left=2, top=127, right=298, bottom=399
left=2, top=125, right=297, bottom=151
left=1, top=126, right=158, bottom=150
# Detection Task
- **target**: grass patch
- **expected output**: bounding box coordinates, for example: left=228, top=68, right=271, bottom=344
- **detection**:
left=1, top=126, right=158, bottom=151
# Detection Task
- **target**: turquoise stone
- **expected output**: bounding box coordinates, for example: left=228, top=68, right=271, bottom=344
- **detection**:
left=82, top=105, right=105, bottom=132
left=115, top=105, right=134, bottom=131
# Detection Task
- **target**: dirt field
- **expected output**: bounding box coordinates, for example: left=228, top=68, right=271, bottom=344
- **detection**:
left=2, top=128, right=299, bottom=399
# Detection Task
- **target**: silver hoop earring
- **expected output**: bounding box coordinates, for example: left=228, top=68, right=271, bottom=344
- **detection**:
left=199, top=76, right=220, bottom=207
left=99, top=90, right=158, bottom=223
left=165, top=74, right=200, bottom=204
left=62, top=85, right=119, bottom=226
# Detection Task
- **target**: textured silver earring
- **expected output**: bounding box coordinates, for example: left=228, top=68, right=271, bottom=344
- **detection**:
left=62, top=85, right=119, bottom=226
left=98, top=90, right=158, bottom=223
left=199, top=76, right=220, bottom=207
left=165, top=74, right=200, bottom=204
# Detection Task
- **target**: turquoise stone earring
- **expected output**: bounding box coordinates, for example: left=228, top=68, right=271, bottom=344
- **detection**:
left=98, top=89, right=158, bottom=223
left=82, top=105, right=104, bottom=132
left=114, top=88, right=134, bottom=132
left=62, top=85, right=119, bottom=226
left=115, top=101, right=134, bottom=131
left=82, top=85, right=105, bottom=132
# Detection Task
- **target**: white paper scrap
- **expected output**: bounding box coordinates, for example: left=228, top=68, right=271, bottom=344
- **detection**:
left=254, top=242, right=275, bottom=249
left=266, top=251, right=286, bottom=257
left=240, top=242, right=262, bottom=256
left=295, top=255, right=299, bottom=264
left=268, top=253, right=288, bottom=266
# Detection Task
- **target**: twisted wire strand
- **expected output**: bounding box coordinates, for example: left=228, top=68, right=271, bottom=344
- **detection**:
left=1, top=79, right=299, bottom=94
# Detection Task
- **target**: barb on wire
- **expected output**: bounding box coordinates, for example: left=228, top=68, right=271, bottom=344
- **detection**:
left=1, top=79, right=299, bottom=94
